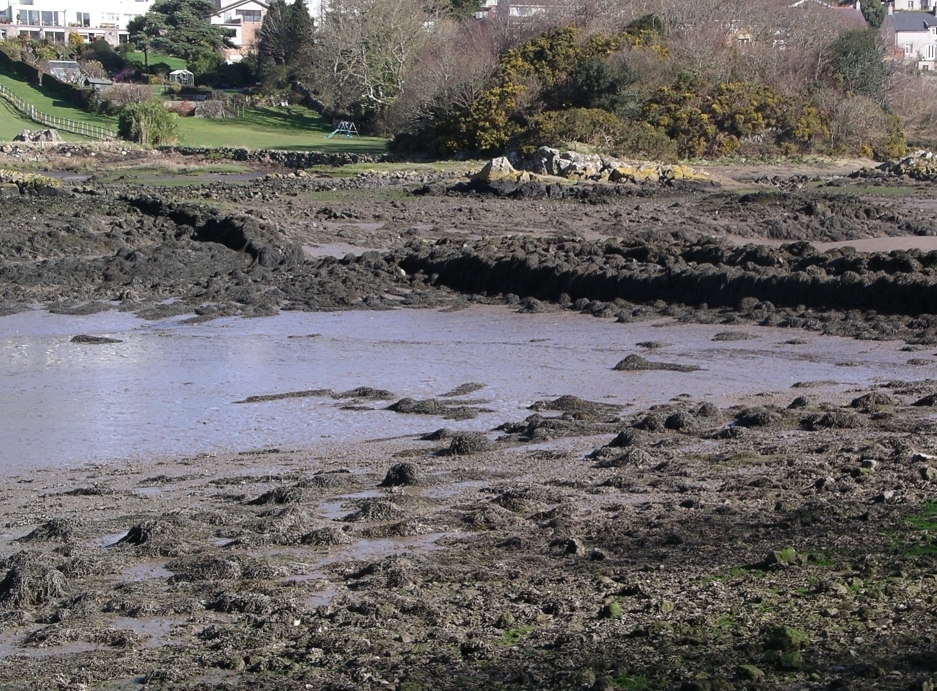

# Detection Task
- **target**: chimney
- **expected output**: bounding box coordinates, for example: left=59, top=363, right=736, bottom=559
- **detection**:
left=888, top=1, right=893, bottom=15
left=855, top=0, right=860, bottom=13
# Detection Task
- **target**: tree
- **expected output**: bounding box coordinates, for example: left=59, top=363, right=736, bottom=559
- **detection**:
left=127, top=16, right=152, bottom=67
left=258, top=0, right=290, bottom=68
left=286, top=0, right=315, bottom=65
left=860, top=0, right=886, bottom=29
left=133, top=0, right=232, bottom=72
left=830, top=28, right=887, bottom=101
left=118, top=101, right=180, bottom=145
left=310, top=0, right=429, bottom=116
left=258, top=0, right=315, bottom=88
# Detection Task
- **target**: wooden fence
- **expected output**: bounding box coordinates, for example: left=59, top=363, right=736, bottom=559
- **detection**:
left=0, top=82, right=117, bottom=140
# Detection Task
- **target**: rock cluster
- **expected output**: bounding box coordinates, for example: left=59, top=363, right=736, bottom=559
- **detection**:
left=12, top=129, right=63, bottom=143
left=473, top=146, right=711, bottom=185
left=852, top=149, right=937, bottom=182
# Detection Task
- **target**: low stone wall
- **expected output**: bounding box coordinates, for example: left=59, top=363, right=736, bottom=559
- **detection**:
left=160, top=146, right=396, bottom=168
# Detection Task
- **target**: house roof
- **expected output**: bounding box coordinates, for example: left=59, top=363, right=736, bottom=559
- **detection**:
left=213, top=0, right=268, bottom=15
left=887, top=11, right=937, bottom=32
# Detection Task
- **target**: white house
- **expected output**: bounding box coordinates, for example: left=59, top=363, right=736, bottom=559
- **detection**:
left=0, top=0, right=154, bottom=45
left=882, top=6, right=937, bottom=69
left=209, top=0, right=325, bottom=63
left=210, top=0, right=267, bottom=61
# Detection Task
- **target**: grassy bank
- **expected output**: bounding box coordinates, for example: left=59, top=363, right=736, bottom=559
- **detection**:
left=175, top=105, right=387, bottom=152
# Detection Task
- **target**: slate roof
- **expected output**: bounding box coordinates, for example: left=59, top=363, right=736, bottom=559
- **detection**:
left=887, top=11, right=937, bottom=32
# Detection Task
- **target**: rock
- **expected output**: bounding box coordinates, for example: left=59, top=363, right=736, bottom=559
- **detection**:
left=380, top=462, right=423, bottom=487
left=70, top=335, right=122, bottom=344
left=764, top=626, right=809, bottom=651
left=445, top=432, right=494, bottom=455
left=613, top=354, right=700, bottom=372
left=600, top=601, right=622, bottom=619
left=763, top=547, right=799, bottom=566
left=736, top=407, right=781, bottom=428
left=873, top=490, right=895, bottom=503
left=12, top=129, right=62, bottom=143
left=850, top=392, right=895, bottom=409
left=736, top=665, right=765, bottom=682
left=788, top=395, right=811, bottom=409
left=565, top=538, right=584, bottom=555
left=777, top=650, right=803, bottom=670
left=473, top=157, right=520, bottom=183
left=920, top=466, right=937, bottom=481
left=861, top=458, right=878, bottom=470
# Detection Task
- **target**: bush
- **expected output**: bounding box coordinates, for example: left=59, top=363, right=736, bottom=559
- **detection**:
left=118, top=101, right=180, bottom=145
left=829, top=29, right=887, bottom=101
left=525, top=108, right=677, bottom=161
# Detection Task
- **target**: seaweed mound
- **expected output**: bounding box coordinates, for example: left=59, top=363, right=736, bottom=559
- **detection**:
left=380, top=462, right=424, bottom=487
left=0, top=553, right=68, bottom=609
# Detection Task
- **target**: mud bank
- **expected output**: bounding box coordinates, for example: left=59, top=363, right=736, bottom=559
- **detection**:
left=398, top=234, right=937, bottom=336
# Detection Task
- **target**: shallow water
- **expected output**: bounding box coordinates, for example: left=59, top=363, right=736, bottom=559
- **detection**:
left=0, top=306, right=928, bottom=471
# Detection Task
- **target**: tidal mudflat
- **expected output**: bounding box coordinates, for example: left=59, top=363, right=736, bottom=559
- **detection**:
left=0, top=148, right=935, bottom=690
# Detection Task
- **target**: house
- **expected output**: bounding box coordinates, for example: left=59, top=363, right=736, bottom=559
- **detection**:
left=209, top=0, right=268, bottom=62
left=0, top=0, right=153, bottom=45
left=208, top=0, right=323, bottom=63
left=882, top=5, right=937, bottom=69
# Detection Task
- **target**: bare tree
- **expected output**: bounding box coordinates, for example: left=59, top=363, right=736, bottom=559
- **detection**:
left=310, top=0, right=430, bottom=114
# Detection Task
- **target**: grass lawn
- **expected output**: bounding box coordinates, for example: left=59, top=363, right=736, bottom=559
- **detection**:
left=0, top=68, right=386, bottom=152
left=176, top=105, right=388, bottom=153
left=0, top=91, right=95, bottom=142
left=125, top=51, right=188, bottom=71
left=0, top=70, right=117, bottom=128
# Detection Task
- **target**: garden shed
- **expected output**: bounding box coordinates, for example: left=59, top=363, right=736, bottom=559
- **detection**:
left=168, top=69, right=195, bottom=87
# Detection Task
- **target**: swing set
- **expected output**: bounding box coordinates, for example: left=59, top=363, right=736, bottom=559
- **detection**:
left=326, top=119, right=359, bottom=139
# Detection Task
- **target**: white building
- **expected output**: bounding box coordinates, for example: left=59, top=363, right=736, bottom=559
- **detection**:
left=209, top=0, right=267, bottom=61
left=0, top=0, right=153, bottom=45
left=883, top=5, right=937, bottom=69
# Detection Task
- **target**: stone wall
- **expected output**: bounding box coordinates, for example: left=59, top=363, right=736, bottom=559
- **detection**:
left=160, top=146, right=396, bottom=168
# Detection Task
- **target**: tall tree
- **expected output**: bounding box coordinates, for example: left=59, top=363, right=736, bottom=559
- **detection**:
left=258, top=0, right=290, bottom=67
left=285, top=0, right=316, bottom=65
left=136, top=0, right=232, bottom=72
left=127, top=16, right=152, bottom=67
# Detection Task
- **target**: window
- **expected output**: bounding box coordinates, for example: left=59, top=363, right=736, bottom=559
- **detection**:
left=40, top=11, right=53, bottom=25
left=906, top=43, right=915, bottom=55
left=928, top=44, right=936, bottom=60
left=76, top=12, right=90, bottom=26
left=236, top=9, right=262, bottom=22
left=909, top=0, right=915, bottom=8
left=18, top=10, right=40, bottom=24
left=45, top=30, right=65, bottom=42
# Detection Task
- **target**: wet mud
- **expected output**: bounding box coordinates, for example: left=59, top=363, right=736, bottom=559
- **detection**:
left=2, top=156, right=937, bottom=690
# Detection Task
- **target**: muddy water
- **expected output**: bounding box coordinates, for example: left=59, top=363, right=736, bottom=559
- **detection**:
left=0, top=306, right=929, bottom=471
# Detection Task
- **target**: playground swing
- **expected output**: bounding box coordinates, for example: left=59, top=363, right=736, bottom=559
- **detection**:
left=326, top=120, right=359, bottom=139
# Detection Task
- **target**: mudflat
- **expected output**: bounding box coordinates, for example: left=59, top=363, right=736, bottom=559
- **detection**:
left=1, top=148, right=936, bottom=691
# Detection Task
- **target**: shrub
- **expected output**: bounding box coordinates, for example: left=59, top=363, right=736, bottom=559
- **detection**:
left=101, top=83, right=154, bottom=107
left=829, top=29, right=887, bottom=101
left=118, top=101, right=180, bottom=145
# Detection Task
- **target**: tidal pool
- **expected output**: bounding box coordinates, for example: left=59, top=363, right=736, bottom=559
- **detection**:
left=0, top=305, right=927, bottom=471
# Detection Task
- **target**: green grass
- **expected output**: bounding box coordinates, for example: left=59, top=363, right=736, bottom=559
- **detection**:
left=0, top=67, right=386, bottom=152
left=907, top=501, right=937, bottom=531
left=0, top=70, right=116, bottom=129
left=125, top=51, right=188, bottom=71
left=176, top=105, right=387, bottom=152
left=0, top=92, right=95, bottom=142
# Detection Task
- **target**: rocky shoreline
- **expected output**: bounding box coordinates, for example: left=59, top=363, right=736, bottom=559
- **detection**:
left=1, top=153, right=936, bottom=690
